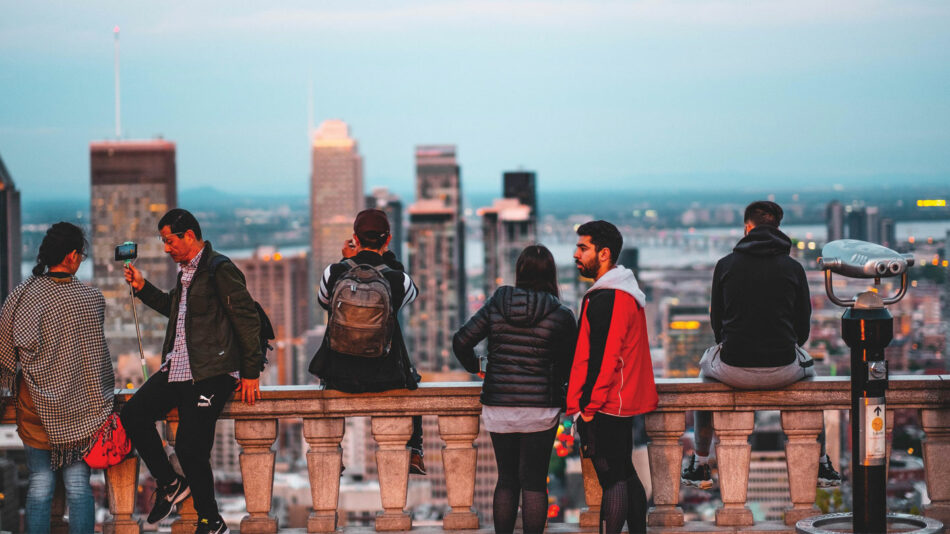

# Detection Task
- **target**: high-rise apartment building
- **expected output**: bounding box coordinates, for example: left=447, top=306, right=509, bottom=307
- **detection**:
left=366, top=187, right=403, bottom=260
left=825, top=200, right=844, bottom=243
left=407, top=145, right=465, bottom=372
left=662, top=303, right=713, bottom=377
left=310, top=119, right=364, bottom=326
left=90, top=139, right=176, bottom=378
left=478, top=198, right=535, bottom=296
left=234, top=247, right=309, bottom=385
left=0, top=153, right=21, bottom=303
left=503, top=170, right=536, bottom=216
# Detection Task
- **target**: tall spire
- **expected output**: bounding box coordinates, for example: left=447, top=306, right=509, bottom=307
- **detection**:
left=113, top=25, right=121, bottom=138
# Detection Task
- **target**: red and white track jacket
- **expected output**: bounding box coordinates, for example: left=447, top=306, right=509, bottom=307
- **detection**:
left=566, top=266, right=658, bottom=418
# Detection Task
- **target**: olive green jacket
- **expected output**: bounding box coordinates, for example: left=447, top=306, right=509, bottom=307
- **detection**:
left=136, top=242, right=262, bottom=381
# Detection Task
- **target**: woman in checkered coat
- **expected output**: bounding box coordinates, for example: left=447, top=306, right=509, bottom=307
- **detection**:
left=0, top=222, right=115, bottom=534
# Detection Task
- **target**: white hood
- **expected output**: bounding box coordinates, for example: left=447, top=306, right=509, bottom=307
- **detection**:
left=586, top=265, right=646, bottom=308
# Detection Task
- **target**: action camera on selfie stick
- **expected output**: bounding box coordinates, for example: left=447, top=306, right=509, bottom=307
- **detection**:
left=115, top=242, right=148, bottom=381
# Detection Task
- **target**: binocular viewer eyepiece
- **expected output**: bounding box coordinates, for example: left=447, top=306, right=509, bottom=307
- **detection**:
left=819, top=239, right=915, bottom=309
left=818, top=239, right=914, bottom=279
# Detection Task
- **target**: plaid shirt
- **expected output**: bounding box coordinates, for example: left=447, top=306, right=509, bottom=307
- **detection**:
left=164, top=249, right=203, bottom=382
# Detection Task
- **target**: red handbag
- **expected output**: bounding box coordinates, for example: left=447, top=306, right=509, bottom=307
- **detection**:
left=84, top=413, right=132, bottom=469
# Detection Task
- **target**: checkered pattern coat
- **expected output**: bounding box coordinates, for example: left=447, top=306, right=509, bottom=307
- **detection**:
left=0, top=276, right=114, bottom=468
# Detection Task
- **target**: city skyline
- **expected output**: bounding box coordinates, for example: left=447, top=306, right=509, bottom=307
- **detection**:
left=2, top=1, right=950, bottom=202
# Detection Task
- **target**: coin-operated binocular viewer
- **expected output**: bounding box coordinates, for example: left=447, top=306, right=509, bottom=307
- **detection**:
left=812, top=240, right=921, bottom=534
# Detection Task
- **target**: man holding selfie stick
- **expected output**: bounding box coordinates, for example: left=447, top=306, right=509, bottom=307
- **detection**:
left=120, top=208, right=261, bottom=534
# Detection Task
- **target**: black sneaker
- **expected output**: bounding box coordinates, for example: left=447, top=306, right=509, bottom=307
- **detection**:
left=146, top=476, right=191, bottom=524
left=195, top=516, right=230, bottom=534
left=409, top=449, right=426, bottom=475
left=681, top=453, right=713, bottom=490
left=818, top=456, right=842, bottom=487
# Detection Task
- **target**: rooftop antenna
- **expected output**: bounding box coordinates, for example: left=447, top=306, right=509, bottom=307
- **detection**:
left=113, top=25, right=121, bottom=138
left=307, top=78, right=315, bottom=140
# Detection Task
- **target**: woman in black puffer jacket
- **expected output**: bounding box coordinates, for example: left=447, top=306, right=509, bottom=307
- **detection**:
left=453, top=245, right=577, bottom=534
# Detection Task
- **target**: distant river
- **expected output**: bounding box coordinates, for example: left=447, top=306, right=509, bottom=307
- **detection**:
left=22, top=221, right=950, bottom=282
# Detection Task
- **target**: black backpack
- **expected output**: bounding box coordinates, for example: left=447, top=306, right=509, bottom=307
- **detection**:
left=208, top=254, right=275, bottom=372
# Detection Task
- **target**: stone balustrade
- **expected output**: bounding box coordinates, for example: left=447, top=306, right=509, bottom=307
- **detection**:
left=2, top=376, right=948, bottom=533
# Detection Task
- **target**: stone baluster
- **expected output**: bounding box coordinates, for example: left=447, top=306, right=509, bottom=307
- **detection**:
left=51, top=476, right=68, bottom=534
left=921, top=408, right=950, bottom=525
left=235, top=419, right=279, bottom=533
left=304, top=417, right=345, bottom=533
left=579, top=454, right=602, bottom=528
left=166, top=420, right=199, bottom=534
left=713, top=411, right=755, bottom=527
left=103, top=456, right=142, bottom=534
left=438, top=415, right=480, bottom=530
left=781, top=410, right=823, bottom=525
left=645, top=412, right=686, bottom=527
left=371, top=416, right=413, bottom=531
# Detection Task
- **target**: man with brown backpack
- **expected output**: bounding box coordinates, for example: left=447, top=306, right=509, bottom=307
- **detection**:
left=309, top=209, right=425, bottom=474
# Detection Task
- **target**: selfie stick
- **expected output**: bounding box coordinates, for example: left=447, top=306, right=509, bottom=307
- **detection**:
left=125, top=256, right=148, bottom=381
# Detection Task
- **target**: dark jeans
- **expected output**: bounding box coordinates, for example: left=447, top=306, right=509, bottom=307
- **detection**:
left=120, top=370, right=236, bottom=520
left=490, top=425, right=558, bottom=534
left=577, top=413, right=647, bottom=534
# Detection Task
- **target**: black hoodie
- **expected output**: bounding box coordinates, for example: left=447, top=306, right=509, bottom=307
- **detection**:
left=710, top=225, right=811, bottom=368
left=453, top=286, right=577, bottom=407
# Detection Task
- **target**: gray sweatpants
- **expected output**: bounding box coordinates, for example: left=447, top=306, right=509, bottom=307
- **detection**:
left=699, top=343, right=816, bottom=389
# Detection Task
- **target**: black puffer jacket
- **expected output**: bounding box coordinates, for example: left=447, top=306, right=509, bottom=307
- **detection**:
left=452, top=286, right=577, bottom=408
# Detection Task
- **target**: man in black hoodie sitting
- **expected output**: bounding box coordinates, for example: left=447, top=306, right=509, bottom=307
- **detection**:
left=681, top=201, right=840, bottom=490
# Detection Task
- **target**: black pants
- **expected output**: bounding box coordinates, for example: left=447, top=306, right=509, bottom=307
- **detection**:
left=120, top=370, right=236, bottom=520
left=490, top=425, right=558, bottom=534
left=577, top=413, right=647, bottom=534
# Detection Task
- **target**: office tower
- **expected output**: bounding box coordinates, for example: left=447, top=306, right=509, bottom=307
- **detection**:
left=234, top=247, right=309, bottom=385
left=503, top=170, right=537, bottom=216
left=879, top=218, right=896, bottom=249
left=478, top=198, right=535, bottom=296
left=662, top=303, right=714, bottom=377
left=0, top=154, right=21, bottom=303
left=845, top=205, right=868, bottom=241
left=865, top=206, right=881, bottom=244
left=366, top=187, right=403, bottom=260
left=90, top=139, right=176, bottom=378
left=825, top=200, right=844, bottom=243
left=407, top=145, right=465, bottom=372
left=310, top=119, right=364, bottom=325
left=619, top=248, right=640, bottom=277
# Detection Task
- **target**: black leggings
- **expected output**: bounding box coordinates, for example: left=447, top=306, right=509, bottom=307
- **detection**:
left=489, top=425, right=558, bottom=534
left=578, top=414, right=647, bottom=534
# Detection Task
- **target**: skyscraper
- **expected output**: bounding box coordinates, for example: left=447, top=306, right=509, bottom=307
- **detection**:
left=90, top=139, right=176, bottom=378
left=503, top=170, right=537, bottom=216
left=310, top=119, right=364, bottom=326
left=407, top=145, right=465, bottom=372
left=478, top=198, right=535, bottom=296
left=825, top=200, right=844, bottom=243
left=0, top=153, right=21, bottom=303
left=662, top=303, right=713, bottom=377
left=366, top=187, right=403, bottom=260
left=234, top=247, right=309, bottom=385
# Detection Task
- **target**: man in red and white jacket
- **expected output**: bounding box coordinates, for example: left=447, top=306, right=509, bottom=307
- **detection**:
left=566, top=220, right=657, bottom=534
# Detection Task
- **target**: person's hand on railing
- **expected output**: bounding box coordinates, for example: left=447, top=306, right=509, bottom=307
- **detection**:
left=237, top=377, right=262, bottom=405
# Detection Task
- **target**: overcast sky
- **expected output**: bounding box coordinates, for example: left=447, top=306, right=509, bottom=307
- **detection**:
left=2, top=1, right=949, bottom=202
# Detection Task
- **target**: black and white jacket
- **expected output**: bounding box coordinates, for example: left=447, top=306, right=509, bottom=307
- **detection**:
left=311, top=250, right=419, bottom=392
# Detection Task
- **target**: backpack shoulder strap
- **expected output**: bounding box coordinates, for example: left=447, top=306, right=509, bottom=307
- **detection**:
left=208, top=254, right=232, bottom=280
